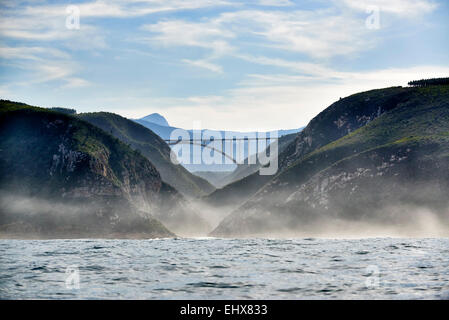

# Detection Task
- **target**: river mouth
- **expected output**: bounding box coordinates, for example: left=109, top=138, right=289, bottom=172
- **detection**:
left=1, top=238, right=448, bottom=299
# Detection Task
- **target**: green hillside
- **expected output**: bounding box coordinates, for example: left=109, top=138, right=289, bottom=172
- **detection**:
left=212, top=85, right=449, bottom=236
left=0, top=100, right=175, bottom=238
left=205, top=86, right=414, bottom=210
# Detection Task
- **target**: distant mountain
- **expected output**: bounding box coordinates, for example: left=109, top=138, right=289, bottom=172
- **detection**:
left=0, top=100, right=181, bottom=238
left=140, top=113, right=169, bottom=127
left=134, top=119, right=178, bottom=140
left=77, top=112, right=214, bottom=198
left=211, top=84, right=449, bottom=237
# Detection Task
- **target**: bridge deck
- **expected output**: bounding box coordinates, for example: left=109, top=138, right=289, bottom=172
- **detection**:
left=164, top=137, right=278, bottom=143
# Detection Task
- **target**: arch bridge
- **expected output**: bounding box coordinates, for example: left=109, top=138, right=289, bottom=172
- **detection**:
left=164, top=137, right=278, bottom=164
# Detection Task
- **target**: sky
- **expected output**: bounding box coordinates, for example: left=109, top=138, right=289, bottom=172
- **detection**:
left=1, top=0, right=449, bottom=131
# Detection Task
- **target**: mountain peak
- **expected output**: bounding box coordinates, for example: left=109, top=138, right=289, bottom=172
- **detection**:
left=140, top=113, right=169, bottom=127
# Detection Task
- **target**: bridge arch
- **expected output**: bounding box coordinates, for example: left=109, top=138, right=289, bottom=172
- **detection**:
left=165, top=137, right=279, bottom=165
left=167, top=140, right=237, bottom=164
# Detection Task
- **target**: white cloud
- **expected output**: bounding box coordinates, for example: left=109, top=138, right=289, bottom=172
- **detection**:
left=141, top=20, right=235, bottom=55
left=141, top=8, right=377, bottom=66
left=113, top=65, right=449, bottom=131
left=219, top=9, right=377, bottom=58
left=0, top=13, right=106, bottom=50
left=138, top=0, right=439, bottom=72
left=0, top=0, right=234, bottom=45
left=0, top=45, right=89, bottom=88
left=341, top=0, right=438, bottom=17
left=0, top=0, right=445, bottom=131
left=234, top=54, right=345, bottom=78
left=18, top=0, right=236, bottom=19
left=34, top=64, right=73, bottom=82
left=141, top=18, right=235, bottom=72
left=256, top=0, right=293, bottom=6
left=0, top=46, right=70, bottom=60
left=182, top=59, right=224, bottom=73
left=62, top=77, right=91, bottom=88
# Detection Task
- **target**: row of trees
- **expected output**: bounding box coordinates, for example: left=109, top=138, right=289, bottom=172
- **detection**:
left=49, top=107, right=77, bottom=114
left=408, top=77, right=449, bottom=87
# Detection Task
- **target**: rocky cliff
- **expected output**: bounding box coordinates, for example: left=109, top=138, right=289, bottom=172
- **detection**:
left=0, top=100, right=177, bottom=238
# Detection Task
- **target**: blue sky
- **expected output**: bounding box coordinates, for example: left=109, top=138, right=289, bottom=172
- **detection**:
left=1, top=0, right=448, bottom=131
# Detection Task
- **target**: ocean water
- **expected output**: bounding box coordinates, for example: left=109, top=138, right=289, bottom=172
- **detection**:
left=0, top=238, right=448, bottom=299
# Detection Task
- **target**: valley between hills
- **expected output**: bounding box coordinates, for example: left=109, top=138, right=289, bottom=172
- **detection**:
left=1, top=80, right=449, bottom=239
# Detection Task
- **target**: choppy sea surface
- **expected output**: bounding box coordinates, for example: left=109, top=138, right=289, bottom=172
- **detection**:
left=0, top=238, right=448, bottom=299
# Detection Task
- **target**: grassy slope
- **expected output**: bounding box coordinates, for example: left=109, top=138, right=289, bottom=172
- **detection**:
left=77, top=112, right=215, bottom=198
left=0, top=101, right=150, bottom=189
left=211, top=85, right=449, bottom=236
left=275, top=85, right=449, bottom=187
left=277, top=86, right=413, bottom=168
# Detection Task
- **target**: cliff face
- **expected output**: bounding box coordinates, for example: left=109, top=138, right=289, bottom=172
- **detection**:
left=0, top=101, right=174, bottom=238
left=211, top=85, right=449, bottom=237
left=278, top=87, right=413, bottom=170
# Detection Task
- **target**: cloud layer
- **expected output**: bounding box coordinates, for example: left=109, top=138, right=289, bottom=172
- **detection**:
left=0, top=0, right=446, bottom=130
